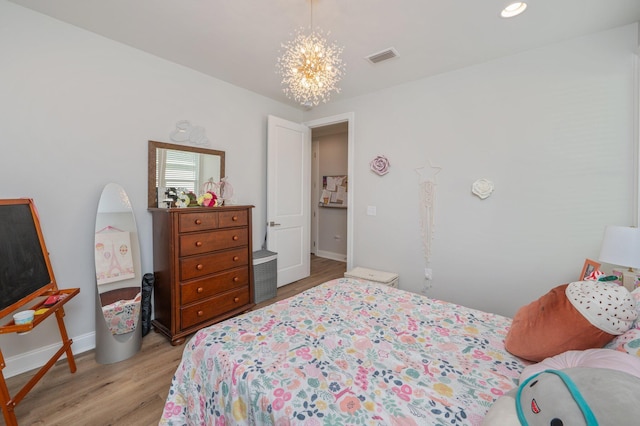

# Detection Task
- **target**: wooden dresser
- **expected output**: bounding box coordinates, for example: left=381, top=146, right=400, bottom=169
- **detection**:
left=149, top=205, right=255, bottom=345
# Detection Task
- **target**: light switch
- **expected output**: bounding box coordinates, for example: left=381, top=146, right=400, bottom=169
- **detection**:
left=366, top=206, right=377, bottom=216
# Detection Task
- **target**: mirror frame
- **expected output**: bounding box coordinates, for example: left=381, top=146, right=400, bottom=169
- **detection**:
left=148, top=140, right=225, bottom=209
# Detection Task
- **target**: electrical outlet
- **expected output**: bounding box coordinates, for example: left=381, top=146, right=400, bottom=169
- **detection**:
left=366, top=206, right=377, bottom=216
left=424, top=268, right=432, bottom=280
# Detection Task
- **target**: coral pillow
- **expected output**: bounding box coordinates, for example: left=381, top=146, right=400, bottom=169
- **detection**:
left=505, top=284, right=615, bottom=362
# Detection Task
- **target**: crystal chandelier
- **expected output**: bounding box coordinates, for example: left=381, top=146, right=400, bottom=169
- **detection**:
left=276, top=0, right=345, bottom=107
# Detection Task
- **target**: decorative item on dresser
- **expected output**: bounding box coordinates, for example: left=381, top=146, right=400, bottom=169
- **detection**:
left=149, top=205, right=255, bottom=345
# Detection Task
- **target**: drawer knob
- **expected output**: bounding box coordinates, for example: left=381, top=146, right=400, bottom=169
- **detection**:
left=195, top=241, right=203, bottom=247
left=197, top=310, right=204, bottom=317
left=234, top=297, right=240, bottom=303
left=233, top=276, right=239, bottom=282
left=196, top=264, right=204, bottom=270
left=195, top=219, right=202, bottom=225
left=232, top=235, right=239, bottom=241
left=232, top=215, right=238, bottom=221
left=233, top=256, right=239, bottom=261
left=197, top=287, right=204, bottom=293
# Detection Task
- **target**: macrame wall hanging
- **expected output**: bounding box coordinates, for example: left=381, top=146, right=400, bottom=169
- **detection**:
left=415, top=161, right=442, bottom=290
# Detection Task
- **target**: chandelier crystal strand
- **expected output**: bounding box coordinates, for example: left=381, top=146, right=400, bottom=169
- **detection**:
left=276, top=1, right=345, bottom=106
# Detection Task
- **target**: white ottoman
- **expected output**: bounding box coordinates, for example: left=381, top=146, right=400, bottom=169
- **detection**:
left=344, top=267, right=399, bottom=288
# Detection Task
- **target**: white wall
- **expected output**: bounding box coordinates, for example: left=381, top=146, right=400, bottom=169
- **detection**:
left=306, top=24, right=639, bottom=318
left=0, top=1, right=302, bottom=376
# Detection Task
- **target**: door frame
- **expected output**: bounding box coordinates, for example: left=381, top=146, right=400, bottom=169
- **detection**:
left=305, top=112, right=355, bottom=271
left=311, top=139, right=320, bottom=256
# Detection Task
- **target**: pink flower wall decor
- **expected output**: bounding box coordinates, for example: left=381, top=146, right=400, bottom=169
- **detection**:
left=370, top=155, right=390, bottom=176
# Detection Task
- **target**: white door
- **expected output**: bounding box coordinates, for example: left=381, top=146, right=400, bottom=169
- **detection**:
left=267, top=115, right=311, bottom=287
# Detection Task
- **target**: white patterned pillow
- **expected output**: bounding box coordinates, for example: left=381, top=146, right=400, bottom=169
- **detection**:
left=565, top=281, right=637, bottom=334
left=605, top=287, right=640, bottom=357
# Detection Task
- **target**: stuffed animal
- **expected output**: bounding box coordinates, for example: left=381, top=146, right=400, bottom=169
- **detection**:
left=483, top=350, right=640, bottom=425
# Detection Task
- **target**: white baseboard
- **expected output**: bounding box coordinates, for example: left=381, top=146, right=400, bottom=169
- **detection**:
left=3, top=332, right=96, bottom=378
left=316, top=250, right=347, bottom=262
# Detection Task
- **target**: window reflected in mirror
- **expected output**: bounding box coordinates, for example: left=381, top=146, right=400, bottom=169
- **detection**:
left=148, top=141, right=225, bottom=208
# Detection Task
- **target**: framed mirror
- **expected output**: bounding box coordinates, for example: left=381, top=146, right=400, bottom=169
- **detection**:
left=148, top=140, right=225, bottom=208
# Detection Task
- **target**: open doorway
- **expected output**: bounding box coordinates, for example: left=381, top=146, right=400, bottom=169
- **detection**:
left=311, top=122, right=348, bottom=262
left=305, top=113, right=354, bottom=271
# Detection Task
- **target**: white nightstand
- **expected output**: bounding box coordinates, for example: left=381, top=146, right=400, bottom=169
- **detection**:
left=344, top=267, right=399, bottom=288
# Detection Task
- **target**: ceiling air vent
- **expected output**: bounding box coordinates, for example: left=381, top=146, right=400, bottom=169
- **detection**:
left=365, top=48, right=399, bottom=64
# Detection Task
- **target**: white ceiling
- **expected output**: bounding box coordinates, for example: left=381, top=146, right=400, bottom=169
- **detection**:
left=9, top=0, right=640, bottom=110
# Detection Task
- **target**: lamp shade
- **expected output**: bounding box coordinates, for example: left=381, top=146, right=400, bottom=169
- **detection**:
left=598, top=225, right=640, bottom=269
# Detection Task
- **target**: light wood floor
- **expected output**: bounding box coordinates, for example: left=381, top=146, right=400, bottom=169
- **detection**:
left=3, top=255, right=346, bottom=426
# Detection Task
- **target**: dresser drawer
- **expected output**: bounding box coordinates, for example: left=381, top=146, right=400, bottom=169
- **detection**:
left=219, top=210, right=248, bottom=228
left=181, top=267, right=249, bottom=305
left=179, top=211, right=219, bottom=233
left=181, top=286, right=250, bottom=329
left=179, top=228, right=248, bottom=257
left=180, top=247, right=249, bottom=281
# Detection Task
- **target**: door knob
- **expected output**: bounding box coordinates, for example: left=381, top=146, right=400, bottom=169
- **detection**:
left=269, top=221, right=281, bottom=227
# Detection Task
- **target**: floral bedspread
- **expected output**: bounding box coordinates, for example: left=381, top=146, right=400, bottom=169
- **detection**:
left=101, top=291, right=140, bottom=335
left=160, top=278, right=524, bottom=425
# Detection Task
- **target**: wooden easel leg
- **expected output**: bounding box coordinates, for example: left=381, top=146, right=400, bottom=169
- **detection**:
left=0, top=309, right=77, bottom=425
left=0, top=350, right=19, bottom=426
left=55, top=309, right=76, bottom=373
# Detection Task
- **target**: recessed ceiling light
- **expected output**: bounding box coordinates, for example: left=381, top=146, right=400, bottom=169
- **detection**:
left=500, top=2, right=527, bottom=18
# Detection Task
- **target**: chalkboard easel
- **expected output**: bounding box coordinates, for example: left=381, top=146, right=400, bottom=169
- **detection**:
left=0, top=199, right=79, bottom=426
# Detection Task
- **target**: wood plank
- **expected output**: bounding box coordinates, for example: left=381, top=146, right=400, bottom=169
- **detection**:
left=3, top=255, right=345, bottom=425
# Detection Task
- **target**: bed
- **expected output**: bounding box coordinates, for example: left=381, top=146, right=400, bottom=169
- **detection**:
left=160, top=278, right=526, bottom=425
